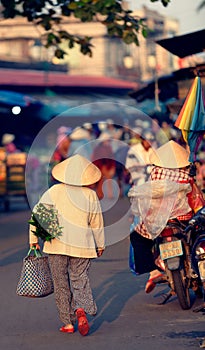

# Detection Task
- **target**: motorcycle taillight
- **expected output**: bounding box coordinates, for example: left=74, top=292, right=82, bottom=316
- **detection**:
left=196, top=241, right=205, bottom=255
left=161, top=227, right=174, bottom=237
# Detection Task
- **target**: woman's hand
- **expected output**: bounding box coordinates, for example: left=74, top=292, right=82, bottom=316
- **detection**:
left=30, top=243, right=41, bottom=251
left=96, top=248, right=104, bottom=257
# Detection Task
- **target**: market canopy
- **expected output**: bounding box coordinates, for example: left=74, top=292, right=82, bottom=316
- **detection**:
left=156, top=29, right=205, bottom=58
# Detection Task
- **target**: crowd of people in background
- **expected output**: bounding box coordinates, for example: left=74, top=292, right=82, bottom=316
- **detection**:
left=1, top=117, right=205, bottom=206
left=48, top=117, right=205, bottom=197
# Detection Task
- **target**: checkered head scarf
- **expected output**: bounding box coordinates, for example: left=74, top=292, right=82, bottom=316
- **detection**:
left=150, top=166, right=192, bottom=183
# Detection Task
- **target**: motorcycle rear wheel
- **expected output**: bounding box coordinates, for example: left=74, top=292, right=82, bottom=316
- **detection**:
left=172, top=269, right=191, bottom=310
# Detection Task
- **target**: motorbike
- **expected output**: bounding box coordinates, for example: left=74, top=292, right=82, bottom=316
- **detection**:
left=154, top=206, right=205, bottom=310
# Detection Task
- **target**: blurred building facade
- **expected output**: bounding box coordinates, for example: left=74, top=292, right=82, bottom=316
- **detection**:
left=0, top=4, right=181, bottom=82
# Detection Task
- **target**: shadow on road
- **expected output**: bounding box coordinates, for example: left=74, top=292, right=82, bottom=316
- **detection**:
left=0, top=246, right=28, bottom=266
left=90, top=266, right=141, bottom=333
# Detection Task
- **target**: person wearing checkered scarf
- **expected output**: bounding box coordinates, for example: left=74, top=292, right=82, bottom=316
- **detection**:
left=128, top=140, right=205, bottom=294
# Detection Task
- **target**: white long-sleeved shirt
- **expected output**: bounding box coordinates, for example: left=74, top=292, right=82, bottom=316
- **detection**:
left=29, top=183, right=105, bottom=258
left=125, top=143, right=154, bottom=185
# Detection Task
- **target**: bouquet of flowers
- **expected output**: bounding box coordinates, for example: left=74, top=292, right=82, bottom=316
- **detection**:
left=28, top=203, right=63, bottom=242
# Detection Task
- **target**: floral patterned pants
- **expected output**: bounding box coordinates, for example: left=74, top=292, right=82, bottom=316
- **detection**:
left=48, top=254, right=97, bottom=325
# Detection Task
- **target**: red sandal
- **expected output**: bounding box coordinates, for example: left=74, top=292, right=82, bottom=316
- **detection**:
left=76, top=308, right=89, bottom=336
left=59, top=325, right=75, bottom=333
left=145, top=273, right=164, bottom=294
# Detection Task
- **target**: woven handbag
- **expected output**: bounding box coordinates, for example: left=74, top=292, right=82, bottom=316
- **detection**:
left=16, top=248, right=54, bottom=298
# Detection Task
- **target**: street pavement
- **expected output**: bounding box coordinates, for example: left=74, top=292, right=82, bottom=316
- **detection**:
left=0, top=197, right=205, bottom=350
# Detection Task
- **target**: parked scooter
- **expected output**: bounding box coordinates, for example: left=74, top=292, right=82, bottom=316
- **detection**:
left=154, top=206, right=205, bottom=310
left=186, top=206, right=205, bottom=312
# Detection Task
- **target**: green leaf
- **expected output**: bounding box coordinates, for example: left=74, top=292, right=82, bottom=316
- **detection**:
left=116, top=27, right=123, bottom=37
left=150, top=0, right=170, bottom=5
left=68, top=2, right=79, bottom=10
left=123, top=31, right=135, bottom=44
left=134, top=36, right=139, bottom=46
left=142, top=28, right=148, bottom=38
left=46, top=33, right=61, bottom=46
left=55, top=48, right=67, bottom=59
left=74, top=8, right=94, bottom=22
left=107, top=27, right=117, bottom=36
left=68, top=41, right=74, bottom=49
left=104, top=0, right=119, bottom=7
left=59, top=30, right=71, bottom=39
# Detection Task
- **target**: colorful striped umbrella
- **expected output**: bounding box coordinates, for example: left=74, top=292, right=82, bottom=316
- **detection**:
left=175, top=76, right=205, bottom=162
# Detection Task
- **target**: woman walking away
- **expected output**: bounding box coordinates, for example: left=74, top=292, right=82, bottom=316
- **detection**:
left=29, top=154, right=105, bottom=336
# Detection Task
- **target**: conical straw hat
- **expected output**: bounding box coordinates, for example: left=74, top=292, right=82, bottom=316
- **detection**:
left=52, top=154, right=101, bottom=186
left=70, top=127, right=90, bottom=140
left=149, top=140, right=190, bottom=168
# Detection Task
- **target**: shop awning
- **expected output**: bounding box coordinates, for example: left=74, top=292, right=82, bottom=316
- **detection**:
left=156, top=29, right=205, bottom=58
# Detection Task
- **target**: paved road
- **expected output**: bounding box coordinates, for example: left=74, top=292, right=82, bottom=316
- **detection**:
left=0, top=198, right=205, bottom=350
